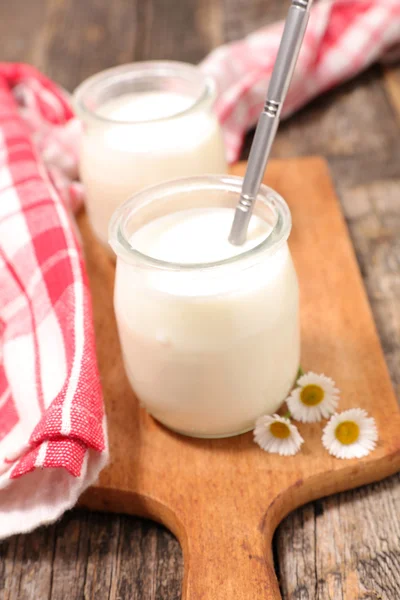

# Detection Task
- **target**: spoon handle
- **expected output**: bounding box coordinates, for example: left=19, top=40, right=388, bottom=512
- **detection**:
left=229, top=0, right=312, bottom=246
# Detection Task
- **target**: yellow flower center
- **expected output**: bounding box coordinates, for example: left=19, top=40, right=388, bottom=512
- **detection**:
left=270, top=421, right=291, bottom=439
left=300, top=384, right=325, bottom=406
left=335, top=421, right=360, bottom=445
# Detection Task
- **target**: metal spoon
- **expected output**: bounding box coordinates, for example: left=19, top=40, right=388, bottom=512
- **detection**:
left=229, top=0, right=313, bottom=246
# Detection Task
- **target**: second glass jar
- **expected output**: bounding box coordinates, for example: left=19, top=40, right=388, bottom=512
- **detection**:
left=73, top=61, right=227, bottom=246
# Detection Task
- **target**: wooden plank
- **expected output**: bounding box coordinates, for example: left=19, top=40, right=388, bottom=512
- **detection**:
left=49, top=512, right=92, bottom=599
left=0, top=526, right=56, bottom=600
left=0, top=512, right=183, bottom=600
left=31, top=0, right=139, bottom=91
left=32, top=0, right=215, bottom=92
left=0, top=0, right=47, bottom=64
left=133, top=0, right=213, bottom=63
left=277, top=475, right=400, bottom=599
left=222, top=0, right=289, bottom=43
left=273, top=66, right=399, bottom=159
left=35, top=0, right=292, bottom=91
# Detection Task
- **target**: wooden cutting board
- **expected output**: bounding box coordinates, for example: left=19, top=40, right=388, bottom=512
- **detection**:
left=78, top=157, right=400, bottom=600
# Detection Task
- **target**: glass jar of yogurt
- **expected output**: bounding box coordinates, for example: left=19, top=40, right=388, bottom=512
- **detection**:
left=73, top=61, right=227, bottom=247
left=109, top=175, right=300, bottom=438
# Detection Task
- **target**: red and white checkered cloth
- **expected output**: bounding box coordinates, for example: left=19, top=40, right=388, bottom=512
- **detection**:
left=1, top=0, right=400, bottom=539
left=0, top=64, right=107, bottom=539
left=201, top=0, right=400, bottom=162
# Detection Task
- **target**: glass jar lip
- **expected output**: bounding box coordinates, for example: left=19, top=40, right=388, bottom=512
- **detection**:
left=109, top=175, right=292, bottom=271
left=73, top=60, right=216, bottom=126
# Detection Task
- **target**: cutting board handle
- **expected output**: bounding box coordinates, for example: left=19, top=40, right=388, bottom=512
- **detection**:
left=177, top=504, right=282, bottom=600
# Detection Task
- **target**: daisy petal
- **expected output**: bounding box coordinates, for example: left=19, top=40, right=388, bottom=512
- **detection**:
left=322, top=408, right=378, bottom=459
left=254, top=414, right=304, bottom=456
left=287, top=371, right=339, bottom=423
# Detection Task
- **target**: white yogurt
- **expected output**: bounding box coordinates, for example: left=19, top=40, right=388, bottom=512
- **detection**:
left=79, top=91, right=227, bottom=246
left=113, top=205, right=300, bottom=438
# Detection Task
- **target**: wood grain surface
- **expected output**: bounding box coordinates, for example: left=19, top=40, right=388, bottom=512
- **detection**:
left=76, top=157, right=400, bottom=600
left=1, top=0, right=400, bottom=598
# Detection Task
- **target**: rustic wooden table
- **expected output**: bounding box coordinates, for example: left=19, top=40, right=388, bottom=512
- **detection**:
left=1, top=0, right=400, bottom=598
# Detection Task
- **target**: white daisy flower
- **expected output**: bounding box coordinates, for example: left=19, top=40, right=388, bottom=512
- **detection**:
left=254, top=414, right=304, bottom=456
left=322, top=408, right=378, bottom=459
left=287, top=372, right=339, bottom=423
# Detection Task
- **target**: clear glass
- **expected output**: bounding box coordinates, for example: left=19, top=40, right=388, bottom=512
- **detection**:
left=109, top=175, right=300, bottom=439
left=73, top=61, right=227, bottom=247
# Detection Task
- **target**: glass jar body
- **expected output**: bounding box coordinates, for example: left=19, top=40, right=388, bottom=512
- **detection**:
left=74, top=62, right=227, bottom=246
left=110, top=175, right=300, bottom=438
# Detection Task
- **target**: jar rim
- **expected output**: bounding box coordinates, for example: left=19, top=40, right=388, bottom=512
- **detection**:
left=109, top=175, right=292, bottom=271
left=73, top=61, right=216, bottom=126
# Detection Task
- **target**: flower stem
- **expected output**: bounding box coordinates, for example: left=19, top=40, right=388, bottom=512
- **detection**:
left=283, top=410, right=292, bottom=420
left=297, top=365, right=305, bottom=380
